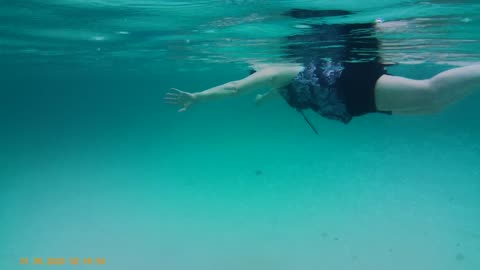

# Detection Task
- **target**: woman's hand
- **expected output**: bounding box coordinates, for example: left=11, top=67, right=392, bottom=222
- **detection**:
left=254, top=89, right=280, bottom=106
left=255, top=93, right=266, bottom=106
left=164, top=88, right=197, bottom=112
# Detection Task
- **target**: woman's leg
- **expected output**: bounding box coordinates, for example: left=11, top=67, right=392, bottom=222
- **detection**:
left=374, top=64, right=480, bottom=114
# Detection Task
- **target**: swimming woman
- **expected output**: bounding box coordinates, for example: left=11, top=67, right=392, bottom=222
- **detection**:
left=164, top=9, right=480, bottom=129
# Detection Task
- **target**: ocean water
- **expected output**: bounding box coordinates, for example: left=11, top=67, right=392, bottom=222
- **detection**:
left=1, top=0, right=480, bottom=269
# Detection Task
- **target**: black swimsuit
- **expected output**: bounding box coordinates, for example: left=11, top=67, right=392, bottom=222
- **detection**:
left=280, top=9, right=393, bottom=123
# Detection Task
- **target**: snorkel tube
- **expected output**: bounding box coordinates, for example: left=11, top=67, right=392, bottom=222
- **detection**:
left=298, top=109, right=319, bottom=135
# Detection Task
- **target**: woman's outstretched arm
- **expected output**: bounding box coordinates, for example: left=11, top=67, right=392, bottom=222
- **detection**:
left=375, top=64, right=480, bottom=114
left=164, top=64, right=302, bottom=112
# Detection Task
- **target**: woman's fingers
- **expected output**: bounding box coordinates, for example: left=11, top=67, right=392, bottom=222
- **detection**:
left=164, top=90, right=179, bottom=105
left=165, top=88, right=191, bottom=112
left=170, top=88, right=183, bottom=93
left=164, top=94, right=179, bottom=105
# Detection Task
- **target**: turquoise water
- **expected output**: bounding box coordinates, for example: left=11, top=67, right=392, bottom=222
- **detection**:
left=1, top=1, right=480, bottom=269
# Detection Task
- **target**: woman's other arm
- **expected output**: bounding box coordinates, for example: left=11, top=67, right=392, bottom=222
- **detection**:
left=164, top=64, right=302, bottom=112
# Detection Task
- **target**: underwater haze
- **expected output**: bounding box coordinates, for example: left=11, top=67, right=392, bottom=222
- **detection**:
left=1, top=0, right=480, bottom=269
